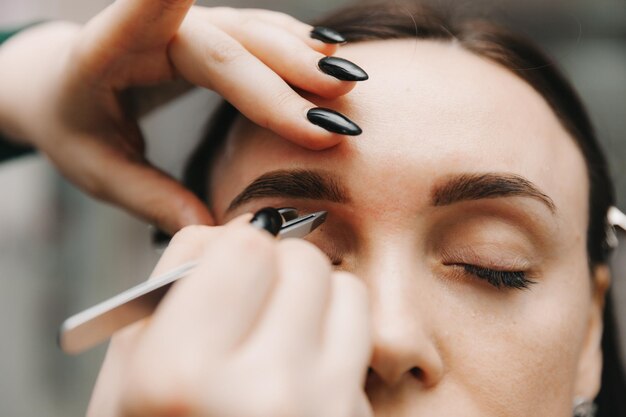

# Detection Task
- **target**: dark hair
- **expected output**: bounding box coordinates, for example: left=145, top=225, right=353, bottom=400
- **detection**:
left=183, top=2, right=625, bottom=414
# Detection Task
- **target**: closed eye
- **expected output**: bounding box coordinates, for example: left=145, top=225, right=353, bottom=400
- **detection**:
left=453, top=263, right=536, bottom=290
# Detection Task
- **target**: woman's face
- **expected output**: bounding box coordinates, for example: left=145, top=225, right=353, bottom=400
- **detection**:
left=208, top=39, right=605, bottom=416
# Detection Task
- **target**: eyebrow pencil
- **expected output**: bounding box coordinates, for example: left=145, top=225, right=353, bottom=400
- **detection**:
left=58, top=208, right=327, bottom=355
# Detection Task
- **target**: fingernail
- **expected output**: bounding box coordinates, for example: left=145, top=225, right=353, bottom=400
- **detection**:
left=249, top=207, right=283, bottom=236
left=307, top=108, right=362, bottom=136
left=318, top=56, right=369, bottom=81
left=310, top=26, right=346, bottom=44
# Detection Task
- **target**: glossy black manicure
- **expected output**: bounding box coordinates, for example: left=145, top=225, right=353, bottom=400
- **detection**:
left=310, top=26, right=346, bottom=44
left=318, top=56, right=369, bottom=81
left=307, top=108, right=362, bottom=136
left=250, top=207, right=283, bottom=236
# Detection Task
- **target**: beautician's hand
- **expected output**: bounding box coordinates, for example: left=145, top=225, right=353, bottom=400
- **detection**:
left=0, top=0, right=357, bottom=235
left=87, top=217, right=372, bottom=417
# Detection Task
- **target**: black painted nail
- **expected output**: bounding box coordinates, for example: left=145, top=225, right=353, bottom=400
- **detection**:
left=318, top=56, right=369, bottom=81
left=250, top=207, right=283, bottom=236
left=307, top=108, right=362, bottom=136
left=310, top=26, right=346, bottom=44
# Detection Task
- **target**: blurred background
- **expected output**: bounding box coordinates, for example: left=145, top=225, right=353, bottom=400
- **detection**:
left=0, top=0, right=625, bottom=415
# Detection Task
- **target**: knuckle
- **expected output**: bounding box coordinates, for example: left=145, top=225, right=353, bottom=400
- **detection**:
left=227, top=224, right=276, bottom=256
left=233, top=8, right=255, bottom=26
left=272, top=89, right=298, bottom=109
left=122, top=369, right=199, bottom=417
left=202, top=37, right=247, bottom=65
left=259, top=91, right=302, bottom=133
left=169, top=224, right=213, bottom=246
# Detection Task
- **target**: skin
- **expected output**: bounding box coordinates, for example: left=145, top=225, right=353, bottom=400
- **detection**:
left=88, top=39, right=609, bottom=416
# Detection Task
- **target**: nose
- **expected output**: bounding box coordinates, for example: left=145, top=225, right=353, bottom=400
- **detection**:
left=368, top=312, right=444, bottom=388
left=361, top=249, right=445, bottom=389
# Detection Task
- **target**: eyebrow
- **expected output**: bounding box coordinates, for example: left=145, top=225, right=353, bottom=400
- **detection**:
left=226, top=169, right=556, bottom=215
left=431, top=173, right=556, bottom=213
left=226, top=169, right=350, bottom=212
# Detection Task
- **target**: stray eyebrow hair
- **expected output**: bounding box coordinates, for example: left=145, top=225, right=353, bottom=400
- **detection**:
left=431, top=173, right=556, bottom=213
left=227, top=169, right=349, bottom=212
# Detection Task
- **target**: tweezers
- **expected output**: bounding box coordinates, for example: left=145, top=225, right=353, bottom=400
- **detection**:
left=58, top=209, right=327, bottom=355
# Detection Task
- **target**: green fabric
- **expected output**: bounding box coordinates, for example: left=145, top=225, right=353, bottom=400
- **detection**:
left=0, top=24, right=36, bottom=162
left=0, top=27, right=24, bottom=44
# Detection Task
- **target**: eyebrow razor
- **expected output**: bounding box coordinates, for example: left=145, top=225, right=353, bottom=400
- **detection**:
left=58, top=208, right=327, bottom=355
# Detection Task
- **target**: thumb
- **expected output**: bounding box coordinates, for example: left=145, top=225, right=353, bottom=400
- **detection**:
left=101, top=159, right=214, bottom=235
left=56, top=135, right=214, bottom=235
left=86, top=0, right=195, bottom=53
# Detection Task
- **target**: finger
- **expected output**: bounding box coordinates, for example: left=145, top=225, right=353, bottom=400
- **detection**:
left=148, top=214, right=251, bottom=279
left=87, top=320, right=148, bottom=417
left=104, top=161, right=213, bottom=236
left=143, top=222, right=278, bottom=356
left=323, top=271, right=372, bottom=377
left=251, top=239, right=332, bottom=355
left=211, top=15, right=358, bottom=98
left=149, top=226, right=217, bottom=279
left=88, top=223, right=238, bottom=417
left=237, top=8, right=340, bottom=55
left=171, top=22, right=354, bottom=150
left=88, top=0, right=194, bottom=52
left=51, top=134, right=213, bottom=235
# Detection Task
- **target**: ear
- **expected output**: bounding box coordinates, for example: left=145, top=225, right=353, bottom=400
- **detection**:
left=573, top=264, right=610, bottom=399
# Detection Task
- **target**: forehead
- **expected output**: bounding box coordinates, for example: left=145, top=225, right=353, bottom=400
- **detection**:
left=210, top=39, right=588, bottom=230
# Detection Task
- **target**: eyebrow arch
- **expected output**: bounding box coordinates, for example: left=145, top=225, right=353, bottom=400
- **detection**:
left=431, top=172, right=556, bottom=213
left=226, top=169, right=350, bottom=213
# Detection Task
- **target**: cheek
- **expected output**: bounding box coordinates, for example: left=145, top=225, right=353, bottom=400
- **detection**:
left=436, top=265, right=591, bottom=415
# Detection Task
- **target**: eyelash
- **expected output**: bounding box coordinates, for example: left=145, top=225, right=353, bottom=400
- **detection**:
left=457, top=264, right=536, bottom=290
